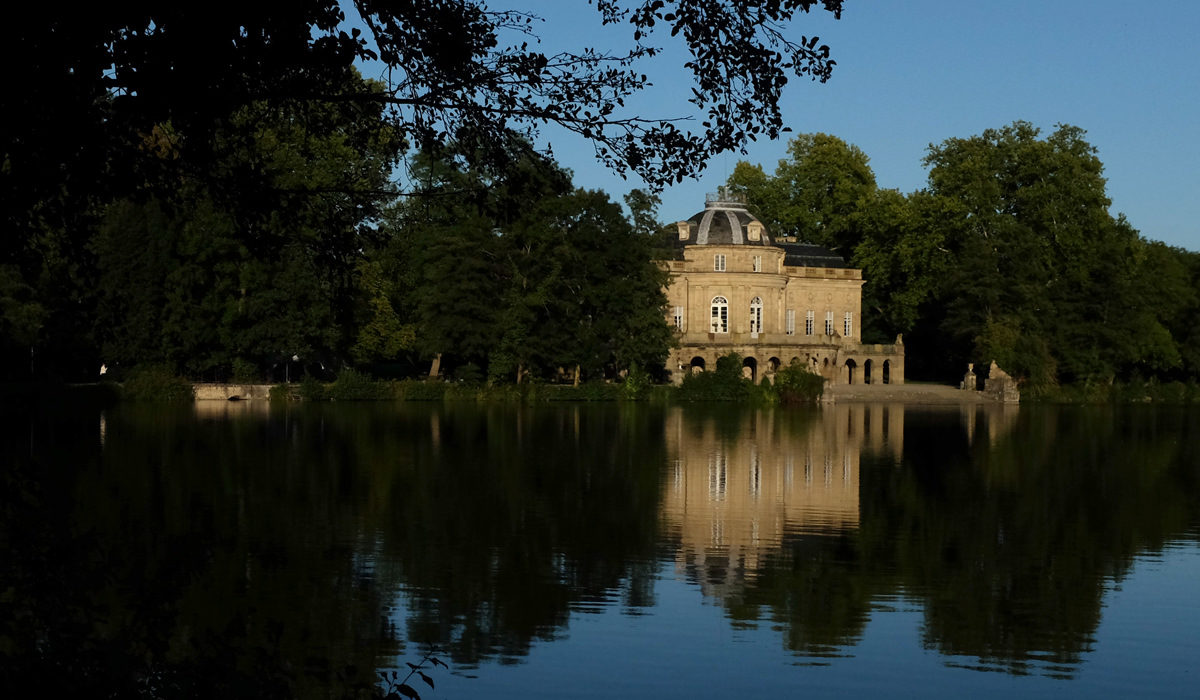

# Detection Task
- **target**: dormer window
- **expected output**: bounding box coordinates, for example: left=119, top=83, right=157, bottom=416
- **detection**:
left=747, top=221, right=763, bottom=241
left=677, top=222, right=690, bottom=241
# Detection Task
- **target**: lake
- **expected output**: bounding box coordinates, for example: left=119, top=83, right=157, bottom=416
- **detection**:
left=3, top=400, right=1198, bottom=698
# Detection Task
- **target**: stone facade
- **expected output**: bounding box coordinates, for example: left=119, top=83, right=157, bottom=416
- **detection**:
left=659, top=193, right=904, bottom=386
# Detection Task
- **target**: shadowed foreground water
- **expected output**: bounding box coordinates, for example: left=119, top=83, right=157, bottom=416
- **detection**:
left=3, top=400, right=1198, bottom=698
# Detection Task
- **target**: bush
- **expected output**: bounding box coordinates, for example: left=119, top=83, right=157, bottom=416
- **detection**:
left=327, top=368, right=391, bottom=401
left=395, top=380, right=447, bottom=401
left=771, top=364, right=825, bottom=404
left=120, top=365, right=194, bottom=402
left=622, top=364, right=652, bottom=401
left=676, top=353, right=759, bottom=402
left=298, top=374, right=327, bottom=401
left=269, top=383, right=295, bottom=402
left=232, top=357, right=259, bottom=383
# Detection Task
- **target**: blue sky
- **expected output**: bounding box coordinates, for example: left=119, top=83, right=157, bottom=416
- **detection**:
left=461, top=1, right=1200, bottom=251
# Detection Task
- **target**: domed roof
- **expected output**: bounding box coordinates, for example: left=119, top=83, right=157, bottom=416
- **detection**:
left=673, top=192, right=772, bottom=247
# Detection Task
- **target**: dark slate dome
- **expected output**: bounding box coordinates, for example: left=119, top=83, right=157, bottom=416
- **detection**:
left=674, top=192, right=772, bottom=247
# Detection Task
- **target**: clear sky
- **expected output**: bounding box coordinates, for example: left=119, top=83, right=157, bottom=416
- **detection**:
left=463, top=1, right=1200, bottom=251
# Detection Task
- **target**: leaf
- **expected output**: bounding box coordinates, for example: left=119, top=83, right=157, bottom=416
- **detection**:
left=419, top=671, right=435, bottom=689
left=430, top=657, right=447, bottom=669
left=397, top=683, right=421, bottom=700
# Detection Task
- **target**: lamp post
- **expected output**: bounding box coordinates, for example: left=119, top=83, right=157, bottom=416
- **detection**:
left=285, top=354, right=299, bottom=383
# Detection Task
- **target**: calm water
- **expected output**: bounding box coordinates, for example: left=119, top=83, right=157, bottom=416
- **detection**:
left=3, top=400, right=1199, bottom=698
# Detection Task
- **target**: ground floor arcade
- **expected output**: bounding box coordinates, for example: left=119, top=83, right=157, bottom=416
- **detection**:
left=666, top=340, right=905, bottom=387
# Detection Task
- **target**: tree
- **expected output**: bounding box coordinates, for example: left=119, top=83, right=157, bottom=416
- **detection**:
left=922, top=122, right=1181, bottom=386
left=727, top=132, right=876, bottom=253
left=89, top=73, right=401, bottom=379
left=385, top=146, right=671, bottom=382
left=5, top=2, right=846, bottom=378
left=6, top=1, right=844, bottom=206
left=852, top=189, right=953, bottom=344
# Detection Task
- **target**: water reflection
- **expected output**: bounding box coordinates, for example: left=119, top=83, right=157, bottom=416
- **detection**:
left=2, top=401, right=1198, bottom=697
left=661, top=406, right=894, bottom=599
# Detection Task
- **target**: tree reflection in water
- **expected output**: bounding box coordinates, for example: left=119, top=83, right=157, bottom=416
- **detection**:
left=2, top=400, right=1198, bottom=696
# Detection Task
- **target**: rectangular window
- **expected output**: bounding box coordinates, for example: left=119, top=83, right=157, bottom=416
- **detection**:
left=786, top=309, right=795, bottom=336
left=714, top=254, right=726, bottom=272
left=753, top=255, right=762, bottom=272
left=805, top=310, right=814, bottom=336
left=825, top=311, right=834, bottom=336
left=844, top=312, right=853, bottom=338
left=673, top=306, right=684, bottom=330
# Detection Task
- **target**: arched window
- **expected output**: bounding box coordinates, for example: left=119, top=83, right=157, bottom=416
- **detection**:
left=710, top=296, right=729, bottom=333
left=749, top=297, right=763, bottom=335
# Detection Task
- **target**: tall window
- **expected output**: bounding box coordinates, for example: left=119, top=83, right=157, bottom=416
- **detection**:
left=805, top=310, right=814, bottom=336
left=749, top=297, right=763, bottom=335
left=714, top=254, right=726, bottom=272
left=786, top=309, right=796, bottom=336
left=844, top=312, right=853, bottom=338
left=673, top=306, right=684, bottom=330
left=753, top=255, right=762, bottom=272
left=710, top=296, right=729, bottom=333
left=825, top=311, right=834, bottom=336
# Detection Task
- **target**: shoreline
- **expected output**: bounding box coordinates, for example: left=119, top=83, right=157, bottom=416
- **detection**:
left=823, top=382, right=1008, bottom=404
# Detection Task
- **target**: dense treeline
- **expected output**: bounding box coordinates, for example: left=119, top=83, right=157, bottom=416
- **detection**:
left=369, top=151, right=673, bottom=383
left=0, top=67, right=673, bottom=384
left=3, top=2, right=1196, bottom=392
left=730, top=123, right=1200, bottom=392
left=2, top=1, right=848, bottom=385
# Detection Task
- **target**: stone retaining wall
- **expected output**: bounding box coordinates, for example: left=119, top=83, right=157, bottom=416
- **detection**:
left=193, top=383, right=273, bottom=400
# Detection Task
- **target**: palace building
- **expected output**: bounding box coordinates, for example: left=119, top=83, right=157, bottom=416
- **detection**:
left=660, top=192, right=904, bottom=386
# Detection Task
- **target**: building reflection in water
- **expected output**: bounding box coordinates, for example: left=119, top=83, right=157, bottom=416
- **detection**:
left=660, top=404, right=903, bottom=598
left=660, top=403, right=1019, bottom=602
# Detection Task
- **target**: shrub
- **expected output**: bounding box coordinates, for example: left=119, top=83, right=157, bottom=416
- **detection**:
left=622, top=364, right=652, bottom=401
left=396, top=380, right=447, bottom=401
left=298, top=374, right=327, bottom=401
left=327, top=368, right=391, bottom=400
left=771, top=364, right=825, bottom=403
left=676, top=352, right=759, bottom=402
left=120, top=365, right=194, bottom=402
left=269, top=383, right=295, bottom=402
left=232, top=357, right=259, bottom=383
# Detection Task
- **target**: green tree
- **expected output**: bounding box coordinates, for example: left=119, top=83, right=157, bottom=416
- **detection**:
left=5, top=2, right=849, bottom=379
left=387, top=145, right=672, bottom=383
left=91, top=74, right=401, bottom=379
left=852, top=189, right=954, bottom=343
left=922, top=122, right=1181, bottom=386
left=728, top=132, right=876, bottom=253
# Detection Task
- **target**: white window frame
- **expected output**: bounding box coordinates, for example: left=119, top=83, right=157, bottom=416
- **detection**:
left=749, top=297, right=763, bottom=335
left=825, top=311, right=834, bottom=336
left=673, top=305, right=684, bottom=330
left=805, top=310, right=814, bottom=336
left=753, top=255, right=762, bottom=272
left=714, top=254, right=726, bottom=272
left=844, top=312, right=853, bottom=338
left=710, top=296, right=729, bottom=333
left=786, top=309, right=795, bottom=336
